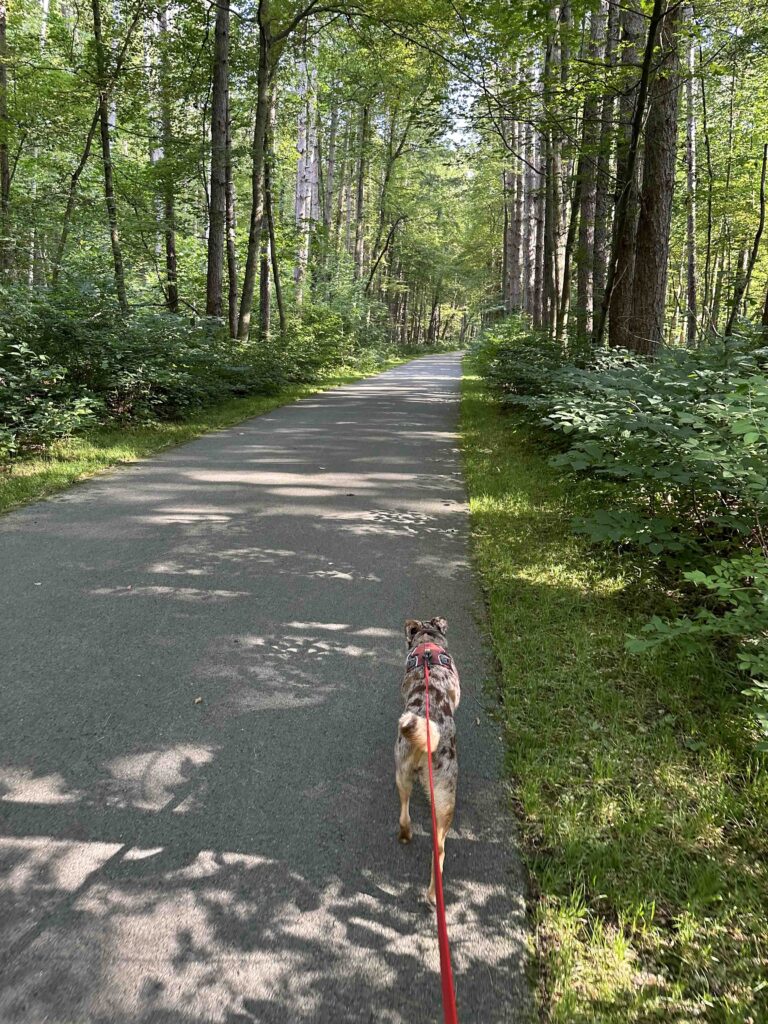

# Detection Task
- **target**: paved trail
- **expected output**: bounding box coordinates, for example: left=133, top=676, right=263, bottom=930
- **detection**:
left=0, top=353, right=529, bottom=1023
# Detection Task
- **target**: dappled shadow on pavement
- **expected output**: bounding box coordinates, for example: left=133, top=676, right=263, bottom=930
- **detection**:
left=0, top=356, right=529, bottom=1022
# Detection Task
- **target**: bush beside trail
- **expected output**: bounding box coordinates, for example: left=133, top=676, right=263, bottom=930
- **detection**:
left=0, top=286, right=407, bottom=462
left=473, top=315, right=768, bottom=741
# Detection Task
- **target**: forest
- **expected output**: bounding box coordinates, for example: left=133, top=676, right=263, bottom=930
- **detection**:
left=2, top=0, right=768, bottom=1020
left=1, top=0, right=767, bottom=430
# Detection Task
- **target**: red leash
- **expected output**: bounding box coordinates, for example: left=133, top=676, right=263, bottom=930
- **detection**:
left=423, top=653, right=459, bottom=1024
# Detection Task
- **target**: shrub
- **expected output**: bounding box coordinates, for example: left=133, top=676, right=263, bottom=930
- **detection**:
left=472, top=315, right=768, bottom=739
left=0, top=335, right=94, bottom=459
left=0, top=284, right=400, bottom=462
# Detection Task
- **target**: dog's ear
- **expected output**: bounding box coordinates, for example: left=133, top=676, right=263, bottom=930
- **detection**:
left=430, top=616, right=448, bottom=635
left=405, top=619, right=422, bottom=645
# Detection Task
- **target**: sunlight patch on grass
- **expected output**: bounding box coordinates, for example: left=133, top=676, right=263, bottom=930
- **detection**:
left=460, top=370, right=768, bottom=1024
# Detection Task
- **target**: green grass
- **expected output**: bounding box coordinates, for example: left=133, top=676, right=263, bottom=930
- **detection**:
left=460, top=370, right=768, bottom=1023
left=0, top=359, right=409, bottom=515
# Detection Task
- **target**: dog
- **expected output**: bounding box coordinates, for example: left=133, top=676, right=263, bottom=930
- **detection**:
left=395, top=616, right=461, bottom=904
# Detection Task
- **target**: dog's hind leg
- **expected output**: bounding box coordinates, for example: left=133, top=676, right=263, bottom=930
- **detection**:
left=427, top=787, right=455, bottom=905
left=396, top=769, right=413, bottom=844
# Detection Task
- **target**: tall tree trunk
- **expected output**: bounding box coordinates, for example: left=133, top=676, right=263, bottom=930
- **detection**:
left=0, top=0, right=11, bottom=275
left=237, top=14, right=271, bottom=340
left=542, top=100, right=556, bottom=329
left=294, top=40, right=313, bottom=302
left=502, top=173, right=509, bottom=307
left=685, top=13, right=697, bottom=346
left=523, top=123, right=537, bottom=314
left=698, top=45, right=714, bottom=334
left=353, top=104, right=368, bottom=282
left=320, top=92, right=337, bottom=283
left=725, top=145, right=767, bottom=336
left=533, top=129, right=545, bottom=328
left=158, top=9, right=178, bottom=312
left=604, top=0, right=645, bottom=347
left=206, top=0, right=229, bottom=316
left=596, top=0, right=662, bottom=347
left=575, top=2, right=606, bottom=339
left=592, top=0, right=618, bottom=322
left=628, top=2, right=681, bottom=356
left=509, top=122, right=523, bottom=308
left=29, top=0, right=50, bottom=286
left=146, top=10, right=178, bottom=311
left=92, top=0, right=127, bottom=311
left=265, top=123, right=285, bottom=337
left=259, top=79, right=278, bottom=341
left=333, top=121, right=349, bottom=257
left=51, top=108, right=100, bottom=284
left=225, top=90, right=238, bottom=334
left=259, top=223, right=270, bottom=338
left=557, top=171, right=581, bottom=341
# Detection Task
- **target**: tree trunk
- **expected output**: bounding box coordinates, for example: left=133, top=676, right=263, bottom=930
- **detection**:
left=523, top=123, right=537, bottom=314
left=92, top=0, right=127, bottom=311
left=237, top=15, right=271, bottom=340
left=225, top=90, right=238, bottom=334
left=628, top=2, right=681, bottom=356
left=320, top=93, right=337, bottom=283
left=265, top=125, right=285, bottom=337
left=51, top=108, right=100, bottom=284
left=685, top=13, right=697, bottom=346
left=575, top=2, right=606, bottom=339
left=725, top=145, right=767, bottom=336
left=333, top=121, right=349, bottom=257
left=698, top=45, right=714, bottom=334
left=533, top=129, right=545, bottom=328
left=205, top=0, right=229, bottom=316
left=259, top=79, right=278, bottom=342
left=604, top=0, right=645, bottom=347
left=0, top=0, right=11, bottom=275
left=593, top=0, right=618, bottom=322
left=293, top=38, right=315, bottom=303
left=146, top=10, right=178, bottom=311
left=502, top=173, right=509, bottom=308
left=542, top=34, right=556, bottom=333
left=29, top=0, right=50, bottom=286
left=596, top=0, right=662, bottom=347
left=259, top=225, right=270, bottom=338
left=353, top=104, right=368, bottom=282
left=158, top=9, right=178, bottom=312
left=510, top=122, right=523, bottom=308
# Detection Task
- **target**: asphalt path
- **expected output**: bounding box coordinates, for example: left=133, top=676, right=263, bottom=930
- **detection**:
left=0, top=353, right=530, bottom=1023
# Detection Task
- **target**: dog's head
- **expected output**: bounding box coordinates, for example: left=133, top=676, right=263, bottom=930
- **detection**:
left=405, top=617, right=448, bottom=647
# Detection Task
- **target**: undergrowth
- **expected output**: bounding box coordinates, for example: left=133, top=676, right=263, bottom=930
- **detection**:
left=461, top=369, right=768, bottom=1023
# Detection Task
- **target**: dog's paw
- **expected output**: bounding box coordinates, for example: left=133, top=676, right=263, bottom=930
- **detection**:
left=398, top=826, right=412, bottom=844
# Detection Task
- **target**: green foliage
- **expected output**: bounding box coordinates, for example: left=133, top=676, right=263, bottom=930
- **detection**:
left=0, top=286, right=401, bottom=459
left=0, top=336, right=94, bottom=459
left=461, top=368, right=768, bottom=1024
left=474, top=315, right=768, bottom=737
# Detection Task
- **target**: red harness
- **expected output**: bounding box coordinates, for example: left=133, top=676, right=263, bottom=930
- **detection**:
left=406, top=641, right=453, bottom=673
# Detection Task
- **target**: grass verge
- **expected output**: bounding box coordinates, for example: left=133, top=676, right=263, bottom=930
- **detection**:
left=460, top=369, right=768, bottom=1023
left=0, top=359, right=410, bottom=515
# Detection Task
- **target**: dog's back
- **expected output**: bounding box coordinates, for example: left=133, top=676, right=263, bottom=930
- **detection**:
left=395, top=617, right=460, bottom=904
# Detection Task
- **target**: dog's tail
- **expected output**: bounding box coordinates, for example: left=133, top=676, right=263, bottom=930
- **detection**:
left=399, top=712, right=440, bottom=753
